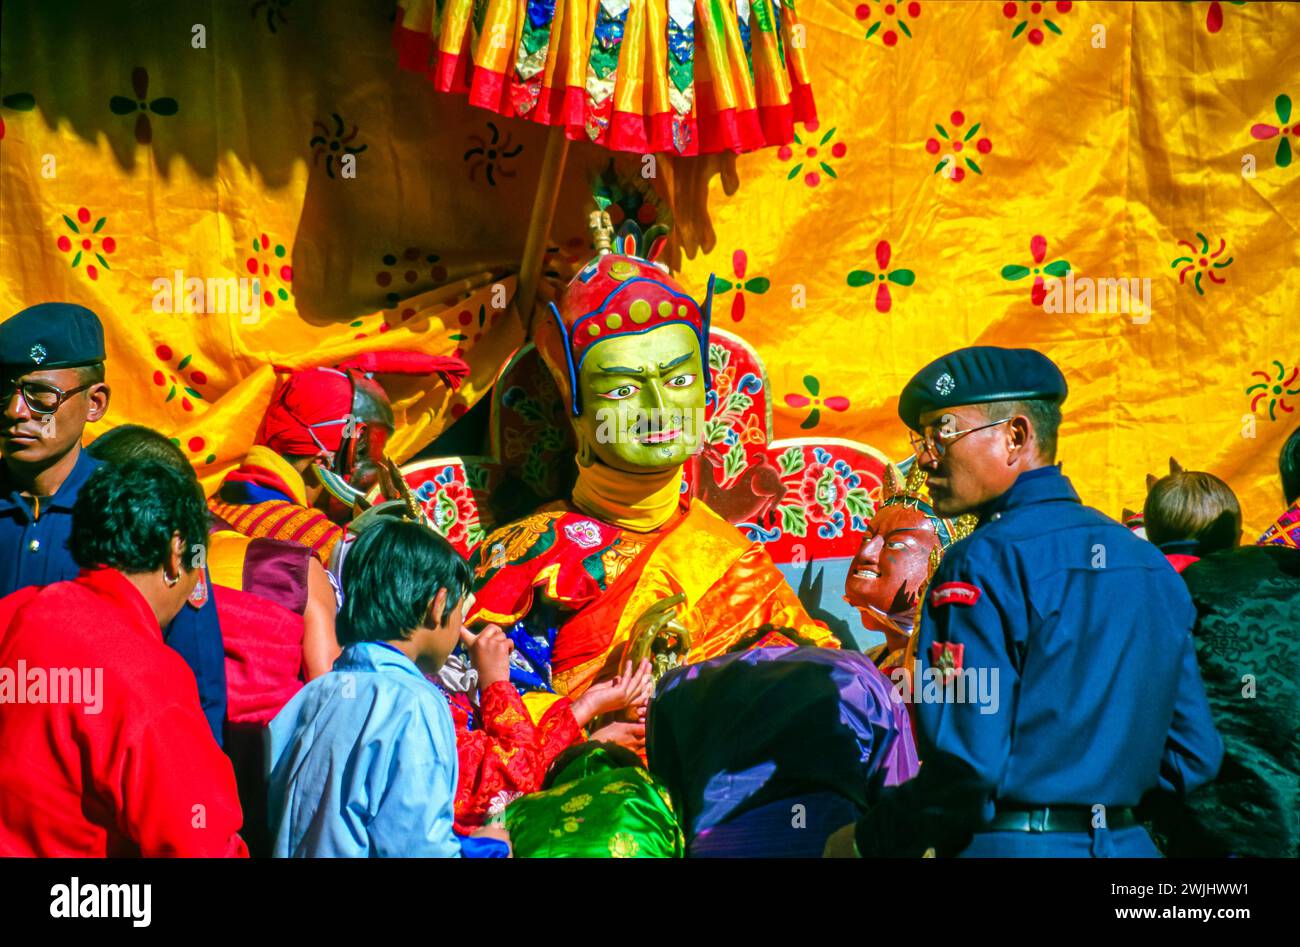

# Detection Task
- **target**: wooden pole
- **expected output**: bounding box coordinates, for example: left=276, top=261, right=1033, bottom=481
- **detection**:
left=515, top=124, right=571, bottom=337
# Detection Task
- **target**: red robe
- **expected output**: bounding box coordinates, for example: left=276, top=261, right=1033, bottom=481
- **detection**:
left=0, top=569, right=248, bottom=857
left=448, top=681, right=583, bottom=833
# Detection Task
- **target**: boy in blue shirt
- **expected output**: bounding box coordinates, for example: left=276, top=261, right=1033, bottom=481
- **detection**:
left=268, top=518, right=510, bottom=857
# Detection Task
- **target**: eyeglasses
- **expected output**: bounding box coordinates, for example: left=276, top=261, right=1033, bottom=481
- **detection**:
left=909, top=417, right=1013, bottom=458
left=4, top=380, right=94, bottom=416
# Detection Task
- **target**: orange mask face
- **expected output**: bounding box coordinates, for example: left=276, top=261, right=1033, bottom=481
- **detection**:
left=844, top=503, right=942, bottom=617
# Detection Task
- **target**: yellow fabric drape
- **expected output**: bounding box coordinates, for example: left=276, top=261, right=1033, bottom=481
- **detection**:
left=571, top=459, right=684, bottom=532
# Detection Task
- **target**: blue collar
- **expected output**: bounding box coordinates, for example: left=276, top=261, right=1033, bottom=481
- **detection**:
left=333, top=640, right=427, bottom=681
left=0, top=447, right=102, bottom=518
left=1158, top=538, right=1203, bottom=557
left=979, top=465, right=1079, bottom=522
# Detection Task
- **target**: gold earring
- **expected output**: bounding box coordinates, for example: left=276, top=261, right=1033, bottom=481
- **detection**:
left=575, top=430, right=595, bottom=467
left=164, top=571, right=179, bottom=588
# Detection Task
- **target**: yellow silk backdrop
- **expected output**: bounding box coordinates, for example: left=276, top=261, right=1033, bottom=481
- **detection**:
left=1, top=1, right=1296, bottom=535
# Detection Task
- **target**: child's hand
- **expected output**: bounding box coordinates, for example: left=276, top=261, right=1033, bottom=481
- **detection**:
left=588, top=720, right=646, bottom=755
left=462, top=625, right=513, bottom=690
left=570, top=659, right=654, bottom=726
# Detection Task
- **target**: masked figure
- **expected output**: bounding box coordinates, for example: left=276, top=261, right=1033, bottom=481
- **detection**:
left=468, top=223, right=838, bottom=701
left=845, top=463, right=974, bottom=674
left=209, top=353, right=466, bottom=563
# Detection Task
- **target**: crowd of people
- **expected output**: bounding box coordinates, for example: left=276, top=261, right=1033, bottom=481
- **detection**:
left=0, top=285, right=1295, bottom=859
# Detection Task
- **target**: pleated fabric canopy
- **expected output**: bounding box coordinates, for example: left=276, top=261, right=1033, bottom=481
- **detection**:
left=393, top=0, right=816, bottom=155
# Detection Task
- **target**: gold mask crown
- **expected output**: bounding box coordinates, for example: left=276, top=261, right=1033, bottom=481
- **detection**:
left=878, top=463, right=977, bottom=547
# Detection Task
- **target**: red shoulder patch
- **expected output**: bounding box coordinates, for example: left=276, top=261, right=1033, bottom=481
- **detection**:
left=930, top=581, right=981, bottom=607
left=930, top=641, right=965, bottom=677
left=187, top=571, right=210, bottom=610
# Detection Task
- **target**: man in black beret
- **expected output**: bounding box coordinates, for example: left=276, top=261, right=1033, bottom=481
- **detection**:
left=826, top=345, right=1222, bottom=858
left=0, top=302, right=228, bottom=744
left=0, top=302, right=111, bottom=598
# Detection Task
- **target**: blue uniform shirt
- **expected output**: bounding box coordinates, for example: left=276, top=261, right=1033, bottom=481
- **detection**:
left=162, top=586, right=228, bottom=746
left=0, top=448, right=101, bottom=595
left=0, top=447, right=227, bottom=744
left=857, top=465, right=1223, bottom=856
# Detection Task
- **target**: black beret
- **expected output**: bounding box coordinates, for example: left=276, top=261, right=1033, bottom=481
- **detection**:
left=898, top=345, right=1067, bottom=431
left=0, top=302, right=105, bottom=373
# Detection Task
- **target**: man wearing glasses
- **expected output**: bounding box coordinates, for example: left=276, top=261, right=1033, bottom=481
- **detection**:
left=0, top=302, right=228, bottom=746
left=0, top=303, right=111, bottom=598
left=826, top=345, right=1222, bottom=857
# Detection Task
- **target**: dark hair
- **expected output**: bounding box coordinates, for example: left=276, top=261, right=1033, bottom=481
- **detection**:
left=1281, top=427, right=1300, bottom=505
left=1144, top=471, right=1241, bottom=554
left=88, top=424, right=194, bottom=477
left=980, top=399, right=1062, bottom=461
left=70, top=460, right=211, bottom=574
left=336, top=518, right=471, bottom=645
left=76, top=362, right=106, bottom=386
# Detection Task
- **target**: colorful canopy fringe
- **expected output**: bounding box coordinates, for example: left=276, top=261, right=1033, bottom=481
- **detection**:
left=393, top=0, right=816, bottom=154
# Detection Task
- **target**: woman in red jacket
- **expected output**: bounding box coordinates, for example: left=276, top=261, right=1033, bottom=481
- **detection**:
left=0, top=459, right=247, bottom=857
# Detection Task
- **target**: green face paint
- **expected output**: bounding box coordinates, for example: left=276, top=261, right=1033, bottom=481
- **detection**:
left=572, top=323, right=705, bottom=472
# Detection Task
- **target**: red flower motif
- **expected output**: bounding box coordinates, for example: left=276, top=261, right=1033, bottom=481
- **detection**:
left=152, top=345, right=208, bottom=412
left=429, top=480, right=477, bottom=546
left=713, top=250, right=772, bottom=322
left=855, top=0, right=922, bottom=48
left=1250, top=94, right=1297, bottom=169
left=925, top=110, right=993, bottom=182
left=999, top=235, right=1071, bottom=306
left=797, top=460, right=852, bottom=522
left=784, top=376, right=850, bottom=429
left=57, top=207, right=115, bottom=281
left=245, top=233, right=293, bottom=309
left=376, top=247, right=448, bottom=309
left=778, top=121, right=847, bottom=188
left=847, top=240, right=916, bottom=313
left=1003, top=0, right=1071, bottom=45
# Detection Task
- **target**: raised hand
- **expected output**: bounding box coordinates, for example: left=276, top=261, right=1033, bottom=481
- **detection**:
left=461, top=624, right=513, bottom=690
left=570, top=659, right=654, bottom=726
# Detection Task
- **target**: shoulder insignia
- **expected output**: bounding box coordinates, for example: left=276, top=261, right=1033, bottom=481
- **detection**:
left=930, top=581, right=981, bottom=607
left=930, top=641, right=965, bottom=678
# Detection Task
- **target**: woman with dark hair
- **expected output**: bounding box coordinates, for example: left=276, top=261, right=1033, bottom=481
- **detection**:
left=87, top=424, right=228, bottom=745
left=0, top=460, right=247, bottom=856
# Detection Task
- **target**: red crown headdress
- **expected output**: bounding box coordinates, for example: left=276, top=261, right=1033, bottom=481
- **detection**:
left=545, top=217, right=714, bottom=417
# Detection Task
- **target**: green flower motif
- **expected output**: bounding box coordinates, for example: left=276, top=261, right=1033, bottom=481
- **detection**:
left=712, top=250, right=770, bottom=323
left=1000, top=234, right=1069, bottom=306
left=1250, top=93, right=1296, bottom=169
left=847, top=240, right=914, bottom=312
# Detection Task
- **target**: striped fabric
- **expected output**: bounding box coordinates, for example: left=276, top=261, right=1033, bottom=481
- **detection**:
left=208, top=498, right=343, bottom=565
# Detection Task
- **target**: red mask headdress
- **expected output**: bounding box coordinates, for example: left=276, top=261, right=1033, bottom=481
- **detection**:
left=543, top=219, right=714, bottom=417
left=257, top=351, right=469, bottom=502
